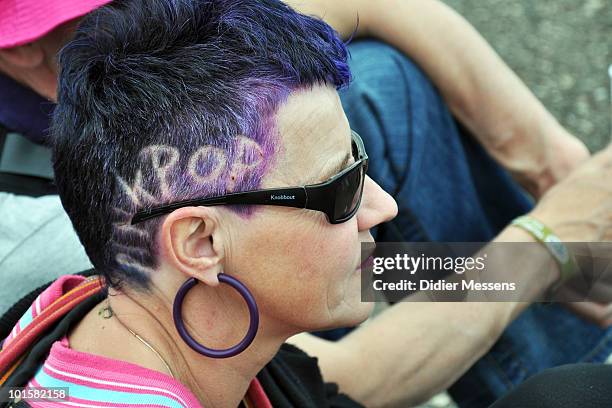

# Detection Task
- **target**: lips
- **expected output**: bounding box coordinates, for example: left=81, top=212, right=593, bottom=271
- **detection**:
left=357, top=255, right=374, bottom=271
left=356, top=242, right=376, bottom=270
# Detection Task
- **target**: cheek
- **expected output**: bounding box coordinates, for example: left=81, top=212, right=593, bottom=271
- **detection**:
left=295, top=222, right=356, bottom=279
left=229, top=214, right=360, bottom=330
left=297, top=221, right=372, bottom=329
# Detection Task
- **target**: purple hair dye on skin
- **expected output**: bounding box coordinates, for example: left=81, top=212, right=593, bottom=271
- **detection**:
left=52, top=0, right=352, bottom=290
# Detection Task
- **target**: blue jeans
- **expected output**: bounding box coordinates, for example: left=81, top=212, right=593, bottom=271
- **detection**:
left=338, top=40, right=612, bottom=407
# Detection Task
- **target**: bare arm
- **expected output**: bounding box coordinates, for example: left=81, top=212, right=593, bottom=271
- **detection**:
left=290, top=303, right=518, bottom=407
left=286, top=0, right=589, bottom=198
left=290, top=227, right=557, bottom=407
left=289, top=145, right=612, bottom=407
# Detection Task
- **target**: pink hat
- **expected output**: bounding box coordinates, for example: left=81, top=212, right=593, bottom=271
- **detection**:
left=0, top=0, right=113, bottom=49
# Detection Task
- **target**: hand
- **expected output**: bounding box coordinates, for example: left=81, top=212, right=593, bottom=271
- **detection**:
left=532, top=131, right=590, bottom=198
left=530, top=144, right=612, bottom=303
left=563, top=301, right=612, bottom=328
left=531, top=143, right=612, bottom=242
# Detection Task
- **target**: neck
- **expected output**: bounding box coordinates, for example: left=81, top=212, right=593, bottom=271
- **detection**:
left=108, top=283, right=286, bottom=408
left=0, top=61, right=57, bottom=101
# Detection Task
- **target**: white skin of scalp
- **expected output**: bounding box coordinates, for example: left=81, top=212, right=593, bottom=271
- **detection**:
left=115, top=145, right=180, bottom=206
left=116, top=170, right=159, bottom=208
left=188, top=145, right=227, bottom=184
left=112, top=136, right=266, bottom=272
left=115, top=252, right=156, bottom=275
left=226, top=135, right=265, bottom=192
left=119, top=137, right=266, bottom=201
left=143, top=145, right=180, bottom=200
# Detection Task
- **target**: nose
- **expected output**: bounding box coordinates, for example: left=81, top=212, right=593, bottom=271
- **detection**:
left=357, top=176, right=398, bottom=231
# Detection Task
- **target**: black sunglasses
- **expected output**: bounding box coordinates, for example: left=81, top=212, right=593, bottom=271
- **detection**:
left=131, top=130, right=368, bottom=225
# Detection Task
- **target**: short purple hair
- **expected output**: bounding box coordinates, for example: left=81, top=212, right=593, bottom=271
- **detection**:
left=52, top=0, right=351, bottom=291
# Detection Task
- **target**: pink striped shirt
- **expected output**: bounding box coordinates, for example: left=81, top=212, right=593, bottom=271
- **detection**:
left=2, top=275, right=271, bottom=407
left=24, top=335, right=205, bottom=407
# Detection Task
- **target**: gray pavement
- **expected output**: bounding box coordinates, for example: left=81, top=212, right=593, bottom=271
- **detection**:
left=443, top=0, right=612, bottom=151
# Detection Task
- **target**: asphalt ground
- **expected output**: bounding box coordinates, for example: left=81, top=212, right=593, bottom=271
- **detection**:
left=443, top=0, right=612, bottom=152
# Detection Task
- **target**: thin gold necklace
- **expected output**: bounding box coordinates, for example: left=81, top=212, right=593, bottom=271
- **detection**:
left=100, top=303, right=176, bottom=379
left=100, top=302, right=250, bottom=406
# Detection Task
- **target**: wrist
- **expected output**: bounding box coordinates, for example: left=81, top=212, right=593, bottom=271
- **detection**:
left=528, top=124, right=590, bottom=195
left=510, top=215, right=578, bottom=292
left=504, top=224, right=562, bottom=289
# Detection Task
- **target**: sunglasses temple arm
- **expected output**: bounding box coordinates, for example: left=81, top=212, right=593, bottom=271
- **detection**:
left=131, top=188, right=308, bottom=224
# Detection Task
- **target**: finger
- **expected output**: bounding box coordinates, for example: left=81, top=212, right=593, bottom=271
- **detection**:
left=564, top=302, right=612, bottom=328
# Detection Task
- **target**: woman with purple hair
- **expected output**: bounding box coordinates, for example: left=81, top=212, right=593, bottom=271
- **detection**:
left=1, top=1, right=612, bottom=407
left=0, top=1, right=396, bottom=406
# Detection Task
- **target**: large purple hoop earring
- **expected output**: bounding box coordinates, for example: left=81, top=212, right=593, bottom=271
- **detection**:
left=172, top=273, right=259, bottom=358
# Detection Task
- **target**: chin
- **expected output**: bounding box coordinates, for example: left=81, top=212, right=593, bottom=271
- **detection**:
left=325, top=301, right=374, bottom=330
left=346, top=301, right=375, bottom=325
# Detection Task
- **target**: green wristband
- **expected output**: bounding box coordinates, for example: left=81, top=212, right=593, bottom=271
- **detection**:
left=511, top=215, right=578, bottom=286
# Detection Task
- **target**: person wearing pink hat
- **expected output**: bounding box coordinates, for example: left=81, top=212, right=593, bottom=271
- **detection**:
left=0, top=0, right=112, bottom=96
left=0, top=0, right=112, bottom=315
left=0, top=1, right=610, bottom=408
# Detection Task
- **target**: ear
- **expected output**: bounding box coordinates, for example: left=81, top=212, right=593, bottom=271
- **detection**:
left=160, top=207, right=226, bottom=287
left=0, top=43, right=44, bottom=68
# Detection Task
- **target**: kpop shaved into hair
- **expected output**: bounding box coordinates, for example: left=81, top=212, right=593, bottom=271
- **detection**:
left=52, top=0, right=351, bottom=290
